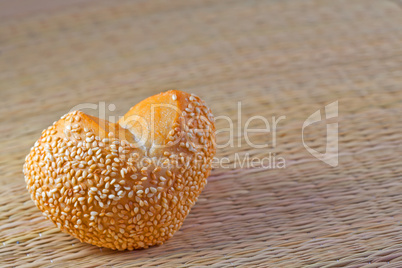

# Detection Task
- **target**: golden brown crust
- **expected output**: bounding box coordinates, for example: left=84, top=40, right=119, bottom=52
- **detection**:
left=23, top=90, right=216, bottom=250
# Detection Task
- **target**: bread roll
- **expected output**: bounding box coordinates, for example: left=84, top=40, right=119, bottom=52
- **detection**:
left=23, top=90, right=216, bottom=250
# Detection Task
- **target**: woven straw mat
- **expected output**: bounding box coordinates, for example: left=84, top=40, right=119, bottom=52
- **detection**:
left=1, top=0, right=402, bottom=267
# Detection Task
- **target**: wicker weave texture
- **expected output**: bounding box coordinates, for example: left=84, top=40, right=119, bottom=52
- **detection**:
left=1, top=0, right=402, bottom=267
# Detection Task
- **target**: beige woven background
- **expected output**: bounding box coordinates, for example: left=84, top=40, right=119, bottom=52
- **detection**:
left=1, top=0, right=402, bottom=267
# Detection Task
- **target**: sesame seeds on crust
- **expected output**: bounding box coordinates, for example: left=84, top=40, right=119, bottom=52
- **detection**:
left=23, top=90, right=216, bottom=250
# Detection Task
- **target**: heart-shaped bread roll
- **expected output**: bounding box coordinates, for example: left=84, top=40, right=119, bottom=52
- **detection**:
left=23, top=90, right=216, bottom=250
